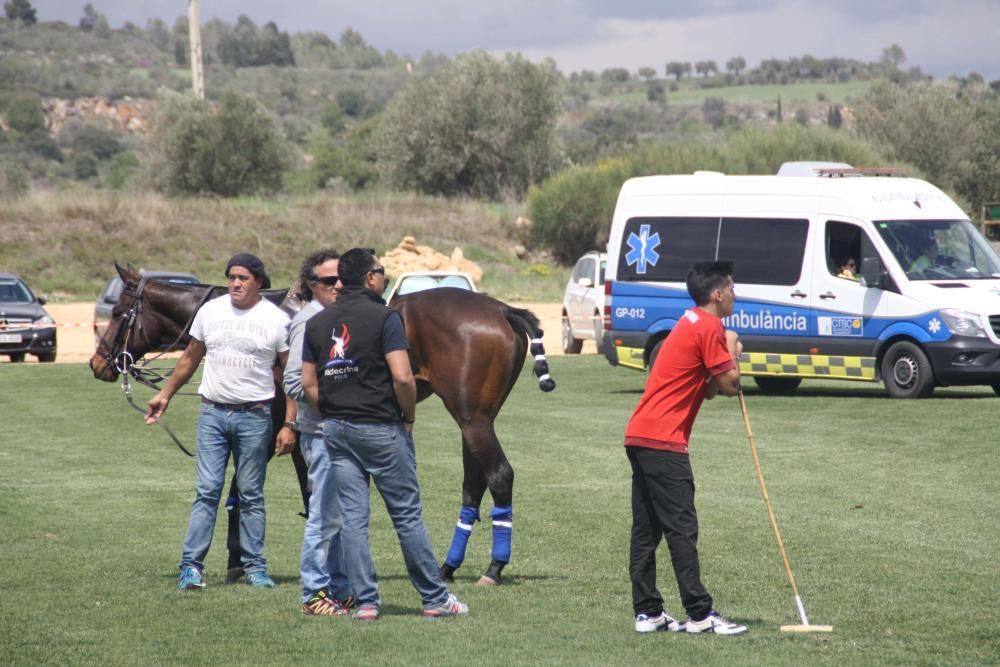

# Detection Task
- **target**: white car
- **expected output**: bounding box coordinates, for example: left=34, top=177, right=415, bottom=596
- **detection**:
left=561, top=251, right=606, bottom=354
left=383, top=271, right=478, bottom=303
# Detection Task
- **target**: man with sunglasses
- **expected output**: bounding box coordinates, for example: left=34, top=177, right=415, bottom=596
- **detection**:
left=301, top=248, right=468, bottom=620
left=146, top=253, right=290, bottom=592
left=277, top=249, right=355, bottom=615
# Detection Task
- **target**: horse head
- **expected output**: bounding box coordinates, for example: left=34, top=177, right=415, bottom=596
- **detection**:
left=89, top=261, right=209, bottom=382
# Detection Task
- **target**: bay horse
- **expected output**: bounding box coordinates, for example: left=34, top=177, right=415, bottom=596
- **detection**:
left=90, top=262, right=556, bottom=584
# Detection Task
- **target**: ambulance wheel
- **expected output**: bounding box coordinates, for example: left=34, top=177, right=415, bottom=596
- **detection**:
left=561, top=317, right=582, bottom=354
left=753, top=377, right=801, bottom=394
left=882, top=341, right=935, bottom=398
left=645, top=339, right=661, bottom=371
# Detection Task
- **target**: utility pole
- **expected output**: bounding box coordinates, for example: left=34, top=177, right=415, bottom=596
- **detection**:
left=188, top=0, right=205, bottom=98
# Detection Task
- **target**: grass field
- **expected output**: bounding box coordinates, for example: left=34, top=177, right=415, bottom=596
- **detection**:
left=1, top=358, right=998, bottom=665
left=592, top=80, right=872, bottom=108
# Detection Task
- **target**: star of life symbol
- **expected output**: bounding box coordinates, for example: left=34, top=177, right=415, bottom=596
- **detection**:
left=625, top=224, right=661, bottom=274
left=330, top=323, right=350, bottom=359
left=928, top=318, right=941, bottom=334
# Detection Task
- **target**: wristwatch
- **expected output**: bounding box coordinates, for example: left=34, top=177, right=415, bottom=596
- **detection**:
left=283, top=420, right=299, bottom=432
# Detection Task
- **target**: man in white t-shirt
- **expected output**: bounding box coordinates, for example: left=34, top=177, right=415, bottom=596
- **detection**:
left=146, top=253, right=290, bottom=592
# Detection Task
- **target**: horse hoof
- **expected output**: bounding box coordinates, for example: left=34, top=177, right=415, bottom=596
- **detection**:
left=477, top=575, right=500, bottom=586
left=225, top=566, right=245, bottom=583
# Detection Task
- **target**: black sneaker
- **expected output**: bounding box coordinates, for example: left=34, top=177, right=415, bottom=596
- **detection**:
left=684, top=611, right=747, bottom=635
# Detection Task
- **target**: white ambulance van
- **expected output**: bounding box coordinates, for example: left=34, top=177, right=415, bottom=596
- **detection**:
left=602, top=164, right=1000, bottom=398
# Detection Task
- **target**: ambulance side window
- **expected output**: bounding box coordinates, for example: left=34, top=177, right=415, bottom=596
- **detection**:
left=718, top=217, right=808, bottom=286
left=826, top=221, right=863, bottom=281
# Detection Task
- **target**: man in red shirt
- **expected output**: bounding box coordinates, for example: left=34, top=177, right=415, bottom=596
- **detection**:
left=625, top=261, right=748, bottom=636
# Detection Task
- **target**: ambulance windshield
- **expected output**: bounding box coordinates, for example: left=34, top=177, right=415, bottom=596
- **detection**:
left=874, top=219, right=1000, bottom=280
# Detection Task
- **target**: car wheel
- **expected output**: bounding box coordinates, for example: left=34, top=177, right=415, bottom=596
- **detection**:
left=562, top=316, right=582, bottom=354
left=592, top=315, right=604, bottom=355
left=881, top=341, right=935, bottom=398
left=753, top=377, right=802, bottom=394
left=9, top=353, right=25, bottom=363
left=37, top=352, right=56, bottom=363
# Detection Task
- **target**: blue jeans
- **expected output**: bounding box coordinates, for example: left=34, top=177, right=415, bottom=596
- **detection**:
left=325, top=418, right=449, bottom=610
left=299, top=430, right=351, bottom=603
left=180, top=403, right=271, bottom=574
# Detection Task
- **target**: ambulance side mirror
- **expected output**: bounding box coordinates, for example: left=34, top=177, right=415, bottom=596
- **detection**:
left=860, top=256, right=896, bottom=293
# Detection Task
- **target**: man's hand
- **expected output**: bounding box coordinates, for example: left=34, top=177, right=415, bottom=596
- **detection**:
left=145, top=392, right=169, bottom=424
left=725, top=330, right=743, bottom=361
left=275, top=425, right=297, bottom=456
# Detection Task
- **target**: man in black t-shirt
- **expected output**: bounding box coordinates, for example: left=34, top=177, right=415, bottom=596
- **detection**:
left=301, top=248, right=468, bottom=621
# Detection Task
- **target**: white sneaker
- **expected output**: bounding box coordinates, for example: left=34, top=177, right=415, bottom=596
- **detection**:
left=635, top=610, right=682, bottom=633
left=684, top=611, right=747, bottom=635
left=422, top=593, right=469, bottom=619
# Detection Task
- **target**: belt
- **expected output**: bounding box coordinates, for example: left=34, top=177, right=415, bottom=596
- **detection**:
left=201, top=397, right=272, bottom=412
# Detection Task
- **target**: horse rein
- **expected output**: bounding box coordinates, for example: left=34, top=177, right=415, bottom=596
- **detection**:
left=99, top=278, right=215, bottom=457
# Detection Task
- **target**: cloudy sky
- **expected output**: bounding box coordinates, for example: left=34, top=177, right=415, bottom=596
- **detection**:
left=30, top=0, right=1000, bottom=80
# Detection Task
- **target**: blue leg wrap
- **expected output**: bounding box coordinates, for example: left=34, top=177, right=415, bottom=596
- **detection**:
left=444, top=505, right=480, bottom=569
left=490, top=505, right=513, bottom=563
left=225, top=495, right=238, bottom=511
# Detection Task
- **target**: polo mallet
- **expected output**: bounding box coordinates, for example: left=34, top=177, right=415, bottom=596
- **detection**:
left=738, top=390, right=833, bottom=633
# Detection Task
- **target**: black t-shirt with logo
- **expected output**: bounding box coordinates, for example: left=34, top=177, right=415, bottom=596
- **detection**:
left=302, top=287, right=409, bottom=422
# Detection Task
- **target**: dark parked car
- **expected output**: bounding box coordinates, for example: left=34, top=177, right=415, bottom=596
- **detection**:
left=0, top=272, right=57, bottom=362
left=93, top=271, right=201, bottom=349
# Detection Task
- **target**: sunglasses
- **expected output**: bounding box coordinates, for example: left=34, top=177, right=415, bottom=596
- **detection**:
left=312, top=275, right=339, bottom=286
left=370, top=267, right=385, bottom=275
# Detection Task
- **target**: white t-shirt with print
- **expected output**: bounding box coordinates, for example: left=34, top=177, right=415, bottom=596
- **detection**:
left=190, top=295, right=290, bottom=404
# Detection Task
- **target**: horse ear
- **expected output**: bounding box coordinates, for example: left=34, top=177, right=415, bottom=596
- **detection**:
left=115, top=260, right=139, bottom=285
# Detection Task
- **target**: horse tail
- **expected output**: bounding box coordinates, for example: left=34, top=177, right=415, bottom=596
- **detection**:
left=504, top=306, right=556, bottom=392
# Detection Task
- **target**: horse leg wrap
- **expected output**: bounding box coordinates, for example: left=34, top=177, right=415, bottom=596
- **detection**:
left=444, top=505, right=480, bottom=569
left=489, top=505, right=513, bottom=564
left=225, top=495, right=243, bottom=574
left=530, top=334, right=556, bottom=392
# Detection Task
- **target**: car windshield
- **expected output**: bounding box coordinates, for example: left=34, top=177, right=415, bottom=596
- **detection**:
left=874, top=219, right=1000, bottom=280
left=0, top=279, right=33, bottom=303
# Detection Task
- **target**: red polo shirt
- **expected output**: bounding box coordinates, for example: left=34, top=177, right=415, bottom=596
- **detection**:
left=625, top=307, right=734, bottom=453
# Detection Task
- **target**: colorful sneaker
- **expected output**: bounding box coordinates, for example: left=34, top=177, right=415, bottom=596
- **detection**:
left=333, top=595, right=357, bottom=614
left=635, top=610, right=682, bottom=633
left=353, top=606, right=380, bottom=621
left=178, top=566, right=205, bottom=591
left=246, top=571, right=276, bottom=589
left=422, top=593, right=469, bottom=619
left=684, top=611, right=748, bottom=636
left=302, top=590, right=341, bottom=616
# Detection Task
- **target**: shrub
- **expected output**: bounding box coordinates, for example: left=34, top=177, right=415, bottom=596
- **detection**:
left=104, top=151, right=140, bottom=190
left=147, top=89, right=291, bottom=197
left=57, top=121, right=123, bottom=161
left=376, top=51, right=560, bottom=200
left=0, top=162, right=29, bottom=199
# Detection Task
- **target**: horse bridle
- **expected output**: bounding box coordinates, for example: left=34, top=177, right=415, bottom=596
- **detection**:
left=99, top=278, right=214, bottom=457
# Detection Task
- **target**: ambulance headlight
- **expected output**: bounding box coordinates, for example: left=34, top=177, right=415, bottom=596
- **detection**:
left=939, top=309, right=987, bottom=338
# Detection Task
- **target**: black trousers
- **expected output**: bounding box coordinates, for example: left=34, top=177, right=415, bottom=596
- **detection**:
left=627, top=446, right=713, bottom=620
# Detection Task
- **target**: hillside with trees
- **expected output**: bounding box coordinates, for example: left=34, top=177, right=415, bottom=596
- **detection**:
left=1, top=1, right=999, bottom=294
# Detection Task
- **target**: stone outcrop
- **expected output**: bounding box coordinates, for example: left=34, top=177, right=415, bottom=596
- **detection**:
left=41, top=97, right=153, bottom=136
left=380, top=236, right=483, bottom=281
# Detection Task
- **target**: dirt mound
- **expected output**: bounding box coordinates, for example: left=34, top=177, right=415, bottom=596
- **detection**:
left=380, top=236, right=483, bottom=281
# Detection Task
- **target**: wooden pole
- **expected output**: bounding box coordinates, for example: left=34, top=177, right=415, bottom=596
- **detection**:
left=188, top=0, right=204, bottom=98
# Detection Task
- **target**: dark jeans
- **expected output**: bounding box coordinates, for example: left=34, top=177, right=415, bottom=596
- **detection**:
left=627, top=446, right=713, bottom=620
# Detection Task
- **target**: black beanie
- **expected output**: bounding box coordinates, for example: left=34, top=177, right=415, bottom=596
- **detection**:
left=225, top=253, right=271, bottom=289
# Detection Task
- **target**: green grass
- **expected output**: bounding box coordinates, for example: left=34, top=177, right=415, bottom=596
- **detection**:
left=1, top=359, right=997, bottom=665
left=591, top=80, right=872, bottom=108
